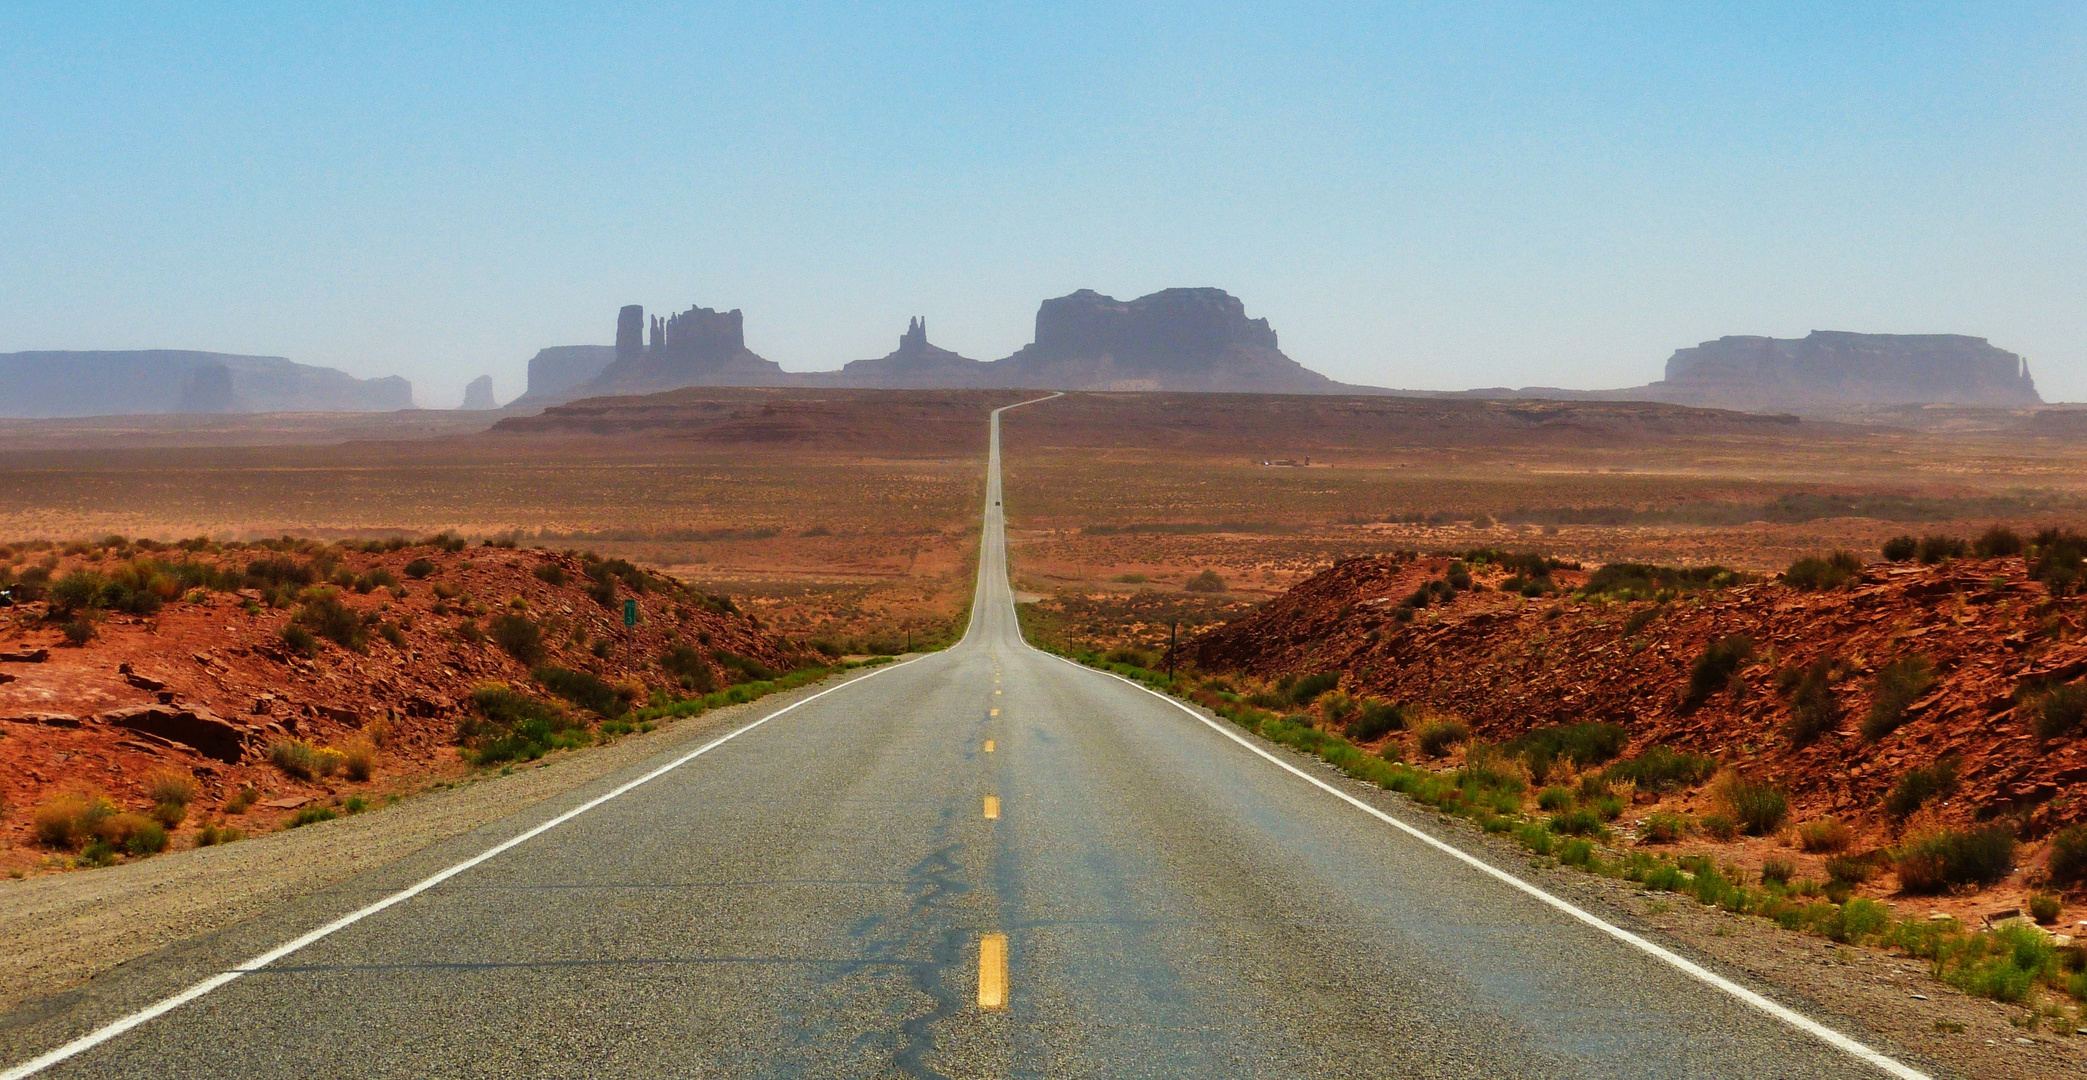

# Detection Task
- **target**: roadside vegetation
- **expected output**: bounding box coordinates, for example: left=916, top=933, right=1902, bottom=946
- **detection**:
left=1032, top=638, right=2087, bottom=1021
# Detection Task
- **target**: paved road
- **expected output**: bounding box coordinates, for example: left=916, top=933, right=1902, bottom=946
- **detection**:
left=3, top=398, right=1930, bottom=1078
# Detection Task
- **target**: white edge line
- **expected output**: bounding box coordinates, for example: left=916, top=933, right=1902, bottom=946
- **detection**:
left=1045, top=654, right=1934, bottom=1080
left=0, top=655, right=929, bottom=1080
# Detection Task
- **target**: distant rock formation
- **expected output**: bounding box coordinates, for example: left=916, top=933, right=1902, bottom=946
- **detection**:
left=552, top=303, right=790, bottom=401
left=460, top=375, right=498, bottom=410
left=507, top=346, right=618, bottom=409
left=0, top=351, right=413, bottom=418
left=1644, top=332, right=2041, bottom=410
left=615, top=305, right=645, bottom=362
left=822, top=316, right=994, bottom=388
left=816, top=289, right=1351, bottom=393
left=993, top=288, right=1337, bottom=392
left=175, top=361, right=242, bottom=414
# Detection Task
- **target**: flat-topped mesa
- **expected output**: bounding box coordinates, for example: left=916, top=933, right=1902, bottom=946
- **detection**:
left=998, top=287, right=1332, bottom=393
left=1657, top=331, right=2041, bottom=408
left=1030, top=287, right=1279, bottom=362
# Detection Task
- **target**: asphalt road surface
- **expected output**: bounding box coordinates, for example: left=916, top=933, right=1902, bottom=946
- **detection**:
left=2, top=397, right=1932, bottom=1079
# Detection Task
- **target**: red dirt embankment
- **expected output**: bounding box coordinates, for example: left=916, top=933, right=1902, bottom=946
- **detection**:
left=1194, top=554, right=2087, bottom=842
left=0, top=541, right=810, bottom=870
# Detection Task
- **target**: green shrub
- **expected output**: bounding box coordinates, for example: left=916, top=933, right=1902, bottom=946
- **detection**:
left=1782, top=656, right=1843, bottom=745
left=281, top=624, right=319, bottom=657
left=462, top=684, right=589, bottom=765
left=2049, top=823, right=2087, bottom=885
left=2031, top=684, right=2087, bottom=740
left=1916, top=535, right=1967, bottom=564
left=61, top=617, right=96, bottom=645
left=2029, top=894, right=2061, bottom=924
left=1860, top=655, right=1934, bottom=740
left=122, top=819, right=169, bottom=855
left=1881, top=535, right=1918, bottom=562
left=2029, top=527, right=2086, bottom=594
left=1784, top=550, right=1863, bottom=591
left=1760, top=858, right=1795, bottom=885
left=1796, top=818, right=1852, bottom=853
left=268, top=739, right=342, bottom=780
left=1717, top=777, right=1789, bottom=835
left=1974, top=526, right=2024, bottom=558
left=1549, top=807, right=1606, bottom=836
left=1347, top=700, right=1412, bottom=741
left=660, top=644, right=718, bottom=693
left=1504, top=722, right=1628, bottom=781
left=1416, top=719, right=1470, bottom=757
left=294, top=593, right=366, bottom=652
left=1537, top=786, right=1573, bottom=812
left=1640, top=813, right=1688, bottom=843
left=1824, top=853, right=1874, bottom=884
left=489, top=612, right=545, bottom=664
left=32, top=787, right=117, bottom=848
left=1883, top=757, right=1959, bottom=820
left=1183, top=569, right=1227, bottom=593
left=1287, top=671, right=1341, bottom=705
left=1896, top=825, right=2017, bottom=893
left=1684, top=635, right=1754, bottom=708
left=533, top=664, right=627, bottom=718
left=1605, top=745, right=1718, bottom=792
left=533, top=563, right=569, bottom=586
left=1622, top=607, right=1660, bottom=636
left=1579, top=562, right=1739, bottom=601
left=378, top=621, right=407, bottom=649
left=403, top=557, right=437, bottom=579
left=1700, top=813, right=1738, bottom=841
left=287, top=806, right=337, bottom=828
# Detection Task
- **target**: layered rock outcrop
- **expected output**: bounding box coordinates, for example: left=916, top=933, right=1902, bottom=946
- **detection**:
left=0, top=351, right=413, bottom=418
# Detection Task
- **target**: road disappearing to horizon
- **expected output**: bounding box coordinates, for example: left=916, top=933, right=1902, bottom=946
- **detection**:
left=2, top=395, right=1932, bottom=1079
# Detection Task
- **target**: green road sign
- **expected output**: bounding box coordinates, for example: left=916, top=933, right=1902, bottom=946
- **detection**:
left=623, top=598, right=638, bottom=627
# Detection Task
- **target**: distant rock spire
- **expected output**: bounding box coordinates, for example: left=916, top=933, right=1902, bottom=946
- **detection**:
left=901, top=316, right=927, bottom=351
left=616, top=305, right=644, bottom=361
left=649, top=315, right=664, bottom=355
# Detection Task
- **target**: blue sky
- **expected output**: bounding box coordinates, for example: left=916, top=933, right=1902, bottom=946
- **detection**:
left=2, top=3, right=2081, bottom=406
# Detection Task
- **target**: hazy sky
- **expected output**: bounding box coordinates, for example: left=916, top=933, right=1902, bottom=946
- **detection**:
left=3, top=3, right=2081, bottom=406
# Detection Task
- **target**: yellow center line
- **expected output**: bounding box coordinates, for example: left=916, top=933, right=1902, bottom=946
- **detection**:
left=994, top=690, right=1001, bottom=695
left=989, top=707, right=998, bottom=716
left=983, top=739, right=995, bottom=753
left=983, top=795, right=1000, bottom=819
left=979, top=933, right=1009, bottom=1011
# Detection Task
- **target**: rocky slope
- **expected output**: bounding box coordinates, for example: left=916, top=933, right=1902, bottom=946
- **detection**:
left=1194, top=551, right=2087, bottom=844
left=0, top=538, right=813, bottom=870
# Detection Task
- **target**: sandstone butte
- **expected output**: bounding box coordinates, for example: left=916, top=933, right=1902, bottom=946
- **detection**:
left=0, top=542, right=812, bottom=869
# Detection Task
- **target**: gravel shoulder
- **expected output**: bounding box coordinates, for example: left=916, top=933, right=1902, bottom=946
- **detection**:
left=0, top=665, right=890, bottom=1018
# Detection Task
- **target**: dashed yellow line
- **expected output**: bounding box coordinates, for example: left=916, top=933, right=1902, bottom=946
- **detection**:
left=983, top=740, right=995, bottom=753
left=978, top=933, right=1008, bottom=1010
left=989, top=707, right=998, bottom=716
left=983, top=795, right=1000, bottom=820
